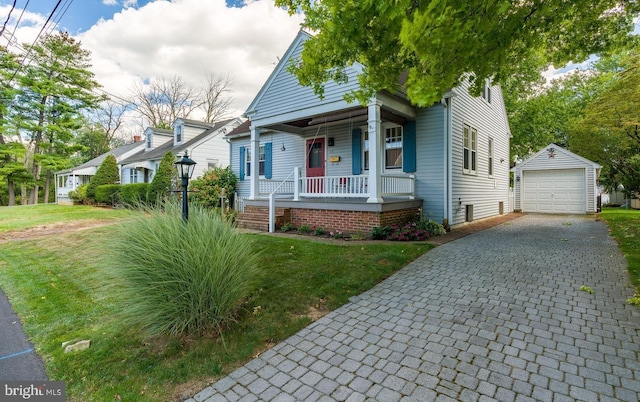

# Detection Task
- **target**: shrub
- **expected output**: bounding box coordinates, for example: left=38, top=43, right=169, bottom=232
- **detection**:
left=280, top=222, right=294, bottom=232
left=147, top=152, right=176, bottom=202
left=371, top=226, right=393, bottom=240
left=120, top=183, right=150, bottom=205
left=298, top=224, right=311, bottom=234
left=416, top=218, right=446, bottom=236
left=189, top=166, right=238, bottom=209
left=110, top=203, right=260, bottom=337
left=95, top=184, right=121, bottom=205
left=86, top=154, right=119, bottom=200
left=68, top=184, right=88, bottom=204
left=313, top=226, right=325, bottom=236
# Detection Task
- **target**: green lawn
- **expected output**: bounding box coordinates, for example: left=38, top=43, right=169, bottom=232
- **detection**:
left=0, top=204, right=133, bottom=232
left=0, top=205, right=432, bottom=401
left=600, top=206, right=640, bottom=293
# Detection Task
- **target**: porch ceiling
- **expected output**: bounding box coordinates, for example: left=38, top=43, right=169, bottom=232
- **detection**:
left=262, top=106, right=410, bottom=134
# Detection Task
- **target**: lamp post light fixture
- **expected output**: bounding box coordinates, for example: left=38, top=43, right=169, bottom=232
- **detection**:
left=175, top=150, right=197, bottom=221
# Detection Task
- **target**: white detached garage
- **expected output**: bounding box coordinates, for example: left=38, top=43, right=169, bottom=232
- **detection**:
left=512, top=144, right=601, bottom=214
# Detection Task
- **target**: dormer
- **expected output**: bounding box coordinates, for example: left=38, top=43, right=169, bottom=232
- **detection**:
left=144, top=127, right=154, bottom=151
left=143, top=127, right=173, bottom=151
left=172, top=118, right=214, bottom=145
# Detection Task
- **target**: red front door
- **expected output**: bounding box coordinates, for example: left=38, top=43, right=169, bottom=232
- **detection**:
left=306, top=138, right=325, bottom=193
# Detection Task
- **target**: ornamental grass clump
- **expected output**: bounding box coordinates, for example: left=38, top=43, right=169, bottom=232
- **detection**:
left=110, top=203, right=259, bottom=337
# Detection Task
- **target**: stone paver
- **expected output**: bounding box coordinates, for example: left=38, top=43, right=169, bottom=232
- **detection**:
left=192, top=214, right=640, bottom=401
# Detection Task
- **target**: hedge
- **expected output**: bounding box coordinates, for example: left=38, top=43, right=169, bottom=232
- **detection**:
left=95, top=184, right=122, bottom=205
left=120, top=183, right=150, bottom=205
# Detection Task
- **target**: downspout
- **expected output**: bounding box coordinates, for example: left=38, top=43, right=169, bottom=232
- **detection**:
left=442, top=94, right=453, bottom=229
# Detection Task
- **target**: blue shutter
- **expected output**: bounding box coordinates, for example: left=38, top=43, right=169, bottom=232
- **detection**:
left=403, top=121, right=416, bottom=173
left=352, top=128, right=362, bottom=175
left=264, top=142, right=272, bottom=179
left=239, top=146, right=245, bottom=181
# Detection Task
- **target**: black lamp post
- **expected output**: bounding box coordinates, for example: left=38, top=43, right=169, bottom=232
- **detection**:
left=175, top=150, right=196, bottom=221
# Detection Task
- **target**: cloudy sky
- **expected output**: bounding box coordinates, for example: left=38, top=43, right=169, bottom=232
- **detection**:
left=0, top=0, right=304, bottom=131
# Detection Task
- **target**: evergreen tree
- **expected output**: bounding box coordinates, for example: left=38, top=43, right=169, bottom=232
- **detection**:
left=147, top=152, right=176, bottom=202
left=16, top=31, right=102, bottom=204
left=86, top=154, right=119, bottom=200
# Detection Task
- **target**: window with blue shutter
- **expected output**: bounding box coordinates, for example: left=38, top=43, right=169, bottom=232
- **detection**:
left=352, top=128, right=361, bottom=175
left=403, top=120, right=416, bottom=172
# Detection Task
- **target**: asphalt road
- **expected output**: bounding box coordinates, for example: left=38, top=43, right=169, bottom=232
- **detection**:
left=0, top=289, right=47, bottom=380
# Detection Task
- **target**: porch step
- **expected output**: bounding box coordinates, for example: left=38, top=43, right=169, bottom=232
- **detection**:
left=236, top=206, right=291, bottom=231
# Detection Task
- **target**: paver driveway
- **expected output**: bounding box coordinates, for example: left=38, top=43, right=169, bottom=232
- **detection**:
left=190, top=214, right=640, bottom=402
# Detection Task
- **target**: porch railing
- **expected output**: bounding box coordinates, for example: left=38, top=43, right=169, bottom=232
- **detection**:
left=300, top=174, right=369, bottom=198
left=382, top=174, right=415, bottom=198
left=258, top=167, right=415, bottom=201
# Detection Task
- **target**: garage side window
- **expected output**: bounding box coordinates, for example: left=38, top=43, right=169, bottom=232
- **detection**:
left=463, top=124, right=477, bottom=175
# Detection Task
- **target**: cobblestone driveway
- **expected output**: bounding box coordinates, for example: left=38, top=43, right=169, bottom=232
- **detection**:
left=190, top=214, right=640, bottom=402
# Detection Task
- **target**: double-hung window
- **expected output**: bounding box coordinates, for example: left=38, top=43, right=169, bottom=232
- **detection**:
left=146, top=133, right=152, bottom=149
left=481, top=78, right=492, bottom=104
left=129, top=168, right=138, bottom=183
left=385, top=126, right=403, bottom=169
left=245, top=145, right=265, bottom=176
left=176, top=125, right=182, bottom=143
left=362, top=124, right=403, bottom=171
left=463, top=124, right=477, bottom=175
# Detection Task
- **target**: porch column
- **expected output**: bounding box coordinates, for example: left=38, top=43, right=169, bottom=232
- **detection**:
left=249, top=125, right=260, bottom=200
left=367, top=99, right=384, bottom=203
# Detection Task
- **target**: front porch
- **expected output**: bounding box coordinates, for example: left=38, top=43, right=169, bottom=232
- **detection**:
left=236, top=197, right=423, bottom=234
left=237, top=170, right=421, bottom=233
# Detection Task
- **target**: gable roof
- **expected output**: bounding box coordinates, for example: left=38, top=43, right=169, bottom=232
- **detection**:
left=244, top=30, right=364, bottom=124
left=174, top=118, right=214, bottom=130
left=56, top=141, right=145, bottom=174
left=225, top=119, right=251, bottom=139
left=121, top=118, right=237, bottom=165
left=511, top=143, right=601, bottom=171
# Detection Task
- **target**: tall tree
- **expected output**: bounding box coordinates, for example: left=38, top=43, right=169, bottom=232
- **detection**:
left=16, top=31, right=102, bottom=204
left=201, top=72, right=232, bottom=123
left=276, top=0, right=639, bottom=106
left=128, top=72, right=232, bottom=128
left=77, top=101, right=130, bottom=161
left=569, top=45, right=640, bottom=196
left=0, top=45, right=32, bottom=205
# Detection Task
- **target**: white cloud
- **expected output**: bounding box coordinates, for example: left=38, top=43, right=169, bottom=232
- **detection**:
left=1, top=1, right=303, bottom=130
left=102, top=0, right=119, bottom=6
left=77, top=0, right=304, bottom=124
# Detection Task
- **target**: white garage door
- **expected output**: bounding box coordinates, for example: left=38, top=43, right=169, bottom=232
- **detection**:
left=522, top=169, right=586, bottom=214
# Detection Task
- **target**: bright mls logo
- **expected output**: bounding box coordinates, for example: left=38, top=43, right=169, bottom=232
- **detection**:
left=1, top=382, right=65, bottom=401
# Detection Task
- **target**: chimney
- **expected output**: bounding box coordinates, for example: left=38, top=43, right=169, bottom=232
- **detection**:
left=133, top=135, right=141, bottom=143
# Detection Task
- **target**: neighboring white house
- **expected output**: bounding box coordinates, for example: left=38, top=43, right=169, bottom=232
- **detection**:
left=511, top=144, right=602, bottom=214
left=120, top=117, right=244, bottom=185
left=55, top=140, right=145, bottom=205
left=226, top=30, right=512, bottom=233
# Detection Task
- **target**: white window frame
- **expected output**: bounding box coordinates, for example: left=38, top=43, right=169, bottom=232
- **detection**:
left=463, top=124, right=477, bottom=175
left=245, top=145, right=265, bottom=177
left=175, top=125, right=183, bottom=143
left=481, top=78, right=492, bottom=104
left=146, top=133, right=152, bottom=149
left=488, top=137, right=494, bottom=177
left=129, top=168, right=138, bottom=184
left=361, top=123, right=404, bottom=172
